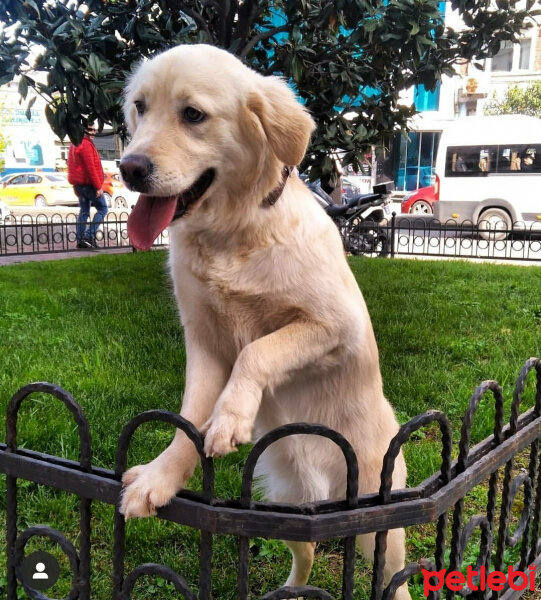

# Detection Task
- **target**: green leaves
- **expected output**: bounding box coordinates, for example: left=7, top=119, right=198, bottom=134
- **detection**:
left=0, top=0, right=536, bottom=170
left=484, top=81, right=541, bottom=120
left=86, top=53, right=112, bottom=80
left=17, top=75, right=29, bottom=99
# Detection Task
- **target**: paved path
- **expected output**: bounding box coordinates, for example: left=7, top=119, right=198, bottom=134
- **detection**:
left=0, top=247, right=133, bottom=266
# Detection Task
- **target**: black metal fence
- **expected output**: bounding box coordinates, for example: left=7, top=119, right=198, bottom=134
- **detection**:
left=0, top=212, right=168, bottom=256
left=1, top=358, right=540, bottom=599
left=330, top=208, right=541, bottom=261
left=389, top=217, right=541, bottom=263
left=2, top=212, right=541, bottom=262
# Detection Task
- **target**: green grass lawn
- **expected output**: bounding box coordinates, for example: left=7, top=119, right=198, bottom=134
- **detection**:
left=0, top=251, right=540, bottom=599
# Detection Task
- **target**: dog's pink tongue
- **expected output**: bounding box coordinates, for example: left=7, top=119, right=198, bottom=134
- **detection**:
left=128, top=194, right=178, bottom=251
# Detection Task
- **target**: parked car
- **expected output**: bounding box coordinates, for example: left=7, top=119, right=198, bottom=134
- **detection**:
left=0, top=172, right=77, bottom=207
left=400, top=185, right=437, bottom=215
left=102, top=171, right=118, bottom=206
left=341, top=177, right=361, bottom=199
left=103, top=172, right=137, bottom=209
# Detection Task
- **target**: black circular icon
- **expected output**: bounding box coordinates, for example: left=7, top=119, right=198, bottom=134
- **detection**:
left=19, top=550, right=60, bottom=591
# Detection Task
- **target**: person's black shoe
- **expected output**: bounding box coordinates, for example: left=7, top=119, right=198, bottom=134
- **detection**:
left=86, top=238, right=99, bottom=249
left=77, top=240, right=92, bottom=249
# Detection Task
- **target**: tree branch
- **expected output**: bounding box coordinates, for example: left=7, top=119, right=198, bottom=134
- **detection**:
left=234, top=0, right=263, bottom=49
left=238, top=24, right=290, bottom=59
left=220, top=0, right=238, bottom=47
left=175, top=1, right=214, bottom=43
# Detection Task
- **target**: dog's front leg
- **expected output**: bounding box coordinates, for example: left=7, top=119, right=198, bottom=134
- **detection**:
left=203, top=320, right=338, bottom=457
left=120, top=333, right=230, bottom=518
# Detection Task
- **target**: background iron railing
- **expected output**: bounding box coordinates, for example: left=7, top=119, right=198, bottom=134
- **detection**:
left=1, top=212, right=540, bottom=262
left=0, top=212, right=168, bottom=256
left=389, top=217, right=541, bottom=262
left=1, top=358, right=540, bottom=599
left=332, top=211, right=541, bottom=261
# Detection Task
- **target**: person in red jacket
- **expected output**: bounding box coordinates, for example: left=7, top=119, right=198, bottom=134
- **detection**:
left=67, top=124, right=108, bottom=249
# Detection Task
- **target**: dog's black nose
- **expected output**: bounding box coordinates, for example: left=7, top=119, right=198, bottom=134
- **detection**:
left=119, top=154, right=153, bottom=190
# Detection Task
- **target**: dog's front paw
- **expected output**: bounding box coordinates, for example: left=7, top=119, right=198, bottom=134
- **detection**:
left=120, top=460, right=183, bottom=519
left=203, top=410, right=253, bottom=457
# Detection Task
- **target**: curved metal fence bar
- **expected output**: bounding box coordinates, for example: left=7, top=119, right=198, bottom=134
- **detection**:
left=456, top=381, right=505, bottom=473
left=120, top=563, right=197, bottom=600
left=504, top=474, right=532, bottom=548
left=518, top=359, right=541, bottom=568
left=379, top=410, right=452, bottom=505
left=372, top=410, right=452, bottom=600
left=447, top=381, right=505, bottom=594
left=14, top=525, right=81, bottom=600
left=5, top=382, right=92, bottom=600
left=6, top=382, right=92, bottom=467
left=240, top=423, right=360, bottom=600
left=113, top=410, right=214, bottom=600
left=241, top=423, right=360, bottom=510
left=1, top=360, right=541, bottom=598
left=114, top=409, right=213, bottom=497
left=457, top=515, right=492, bottom=571
left=511, top=358, right=541, bottom=433
left=381, top=558, right=436, bottom=600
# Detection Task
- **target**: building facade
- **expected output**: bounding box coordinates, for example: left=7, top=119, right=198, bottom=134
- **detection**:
left=392, top=6, right=541, bottom=192
left=0, top=80, right=119, bottom=176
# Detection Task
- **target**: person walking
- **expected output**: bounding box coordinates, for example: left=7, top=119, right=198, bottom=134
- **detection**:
left=67, top=124, right=108, bottom=249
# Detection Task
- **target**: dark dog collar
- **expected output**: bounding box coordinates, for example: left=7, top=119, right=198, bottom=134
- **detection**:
left=262, top=166, right=293, bottom=207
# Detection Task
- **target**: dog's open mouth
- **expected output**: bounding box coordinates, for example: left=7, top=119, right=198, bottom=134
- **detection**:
left=127, top=168, right=215, bottom=251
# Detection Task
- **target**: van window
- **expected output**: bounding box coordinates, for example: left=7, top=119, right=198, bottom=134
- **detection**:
left=498, top=144, right=541, bottom=173
left=445, top=144, right=541, bottom=176
left=445, top=145, right=495, bottom=176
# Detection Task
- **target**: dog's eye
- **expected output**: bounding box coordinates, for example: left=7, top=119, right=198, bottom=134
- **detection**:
left=183, top=107, right=205, bottom=123
left=134, top=101, right=145, bottom=116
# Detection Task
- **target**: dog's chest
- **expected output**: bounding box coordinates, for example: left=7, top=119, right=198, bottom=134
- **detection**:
left=201, top=258, right=302, bottom=351
left=173, top=232, right=305, bottom=352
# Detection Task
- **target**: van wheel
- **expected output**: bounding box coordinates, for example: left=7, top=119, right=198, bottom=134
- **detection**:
left=478, top=208, right=511, bottom=241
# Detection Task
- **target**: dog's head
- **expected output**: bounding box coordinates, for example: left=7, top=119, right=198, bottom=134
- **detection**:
left=121, top=44, right=315, bottom=250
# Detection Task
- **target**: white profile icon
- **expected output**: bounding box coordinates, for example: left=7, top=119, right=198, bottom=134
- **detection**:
left=33, top=562, right=48, bottom=580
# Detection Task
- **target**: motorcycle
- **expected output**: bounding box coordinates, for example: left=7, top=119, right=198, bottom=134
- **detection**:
left=305, top=178, right=394, bottom=256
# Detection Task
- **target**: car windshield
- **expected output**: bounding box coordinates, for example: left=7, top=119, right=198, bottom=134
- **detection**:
left=45, top=174, right=67, bottom=182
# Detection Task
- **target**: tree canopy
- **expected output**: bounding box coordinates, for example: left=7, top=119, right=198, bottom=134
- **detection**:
left=0, top=0, right=538, bottom=180
left=484, top=80, right=541, bottom=120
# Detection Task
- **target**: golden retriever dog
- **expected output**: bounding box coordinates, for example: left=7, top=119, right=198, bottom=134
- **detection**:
left=119, top=44, right=411, bottom=599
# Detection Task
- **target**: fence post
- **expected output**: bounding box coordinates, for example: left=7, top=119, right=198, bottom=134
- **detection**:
left=390, top=212, right=396, bottom=258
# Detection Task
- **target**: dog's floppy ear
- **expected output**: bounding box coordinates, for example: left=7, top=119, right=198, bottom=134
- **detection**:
left=248, top=76, right=315, bottom=166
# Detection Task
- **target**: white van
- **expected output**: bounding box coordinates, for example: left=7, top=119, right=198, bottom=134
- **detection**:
left=433, top=115, right=541, bottom=239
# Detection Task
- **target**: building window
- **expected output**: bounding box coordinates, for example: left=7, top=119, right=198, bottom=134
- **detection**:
left=519, top=38, right=532, bottom=70
left=490, top=38, right=533, bottom=72
left=414, top=83, right=441, bottom=112
left=394, top=131, right=440, bottom=191
left=491, top=40, right=514, bottom=72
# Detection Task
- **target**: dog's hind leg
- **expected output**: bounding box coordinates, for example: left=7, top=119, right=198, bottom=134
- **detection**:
left=356, top=530, right=412, bottom=600
left=283, top=540, right=316, bottom=587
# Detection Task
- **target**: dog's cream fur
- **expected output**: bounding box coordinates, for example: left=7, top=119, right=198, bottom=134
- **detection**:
left=120, top=44, right=411, bottom=599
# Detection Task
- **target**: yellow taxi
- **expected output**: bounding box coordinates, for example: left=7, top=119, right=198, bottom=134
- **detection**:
left=0, top=172, right=78, bottom=207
